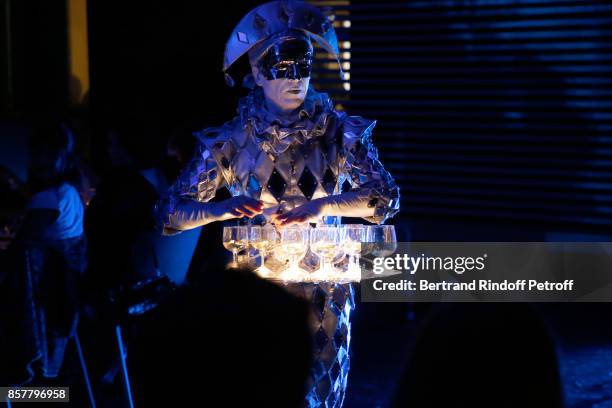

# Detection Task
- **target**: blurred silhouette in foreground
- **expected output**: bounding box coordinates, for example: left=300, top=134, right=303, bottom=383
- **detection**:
left=130, top=267, right=312, bottom=407
left=392, top=304, right=564, bottom=408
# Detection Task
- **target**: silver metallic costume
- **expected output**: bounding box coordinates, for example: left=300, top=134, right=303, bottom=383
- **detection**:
left=156, top=85, right=399, bottom=233
left=154, top=2, right=399, bottom=407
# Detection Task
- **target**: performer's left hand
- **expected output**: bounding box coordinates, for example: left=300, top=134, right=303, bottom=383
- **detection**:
left=271, top=199, right=323, bottom=226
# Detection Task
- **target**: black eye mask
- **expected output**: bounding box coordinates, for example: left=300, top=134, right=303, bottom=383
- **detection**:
left=258, top=37, right=313, bottom=80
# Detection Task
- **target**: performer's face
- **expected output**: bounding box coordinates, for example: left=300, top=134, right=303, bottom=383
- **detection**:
left=255, top=74, right=310, bottom=112
left=252, top=37, right=313, bottom=112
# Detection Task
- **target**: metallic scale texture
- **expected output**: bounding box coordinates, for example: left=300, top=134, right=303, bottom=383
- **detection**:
left=157, top=84, right=399, bottom=407
left=156, top=86, right=399, bottom=233
left=286, top=282, right=354, bottom=408
left=154, top=2, right=399, bottom=406
left=155, top=85, right=398, bottom=407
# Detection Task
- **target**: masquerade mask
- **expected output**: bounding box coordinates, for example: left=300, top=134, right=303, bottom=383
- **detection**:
left=258, top=36, right=313, bottom=80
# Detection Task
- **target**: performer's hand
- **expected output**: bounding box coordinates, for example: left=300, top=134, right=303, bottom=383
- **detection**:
left=271, top=199, right=323, bottom=226
left=212, top=196, right=264, bottom=220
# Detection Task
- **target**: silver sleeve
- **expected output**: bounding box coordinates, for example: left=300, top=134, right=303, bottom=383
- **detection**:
left=154, top=141, right=223, bottom=235
left=342, top=116, right=400, bottom=224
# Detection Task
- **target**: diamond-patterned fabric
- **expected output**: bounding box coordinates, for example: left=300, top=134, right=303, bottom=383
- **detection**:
left=246, top=173, right=262, bottom=199
left=267, top=168, right=287, bottom=202
left=298, top=166, right=318, bottom=200
left=154, top=86, right=402, bottom=405
left=322, top=167, right=337, bottom=195
left=155, top=87, right=400, bottom=234
left=286, top=282, right=355, bottom=408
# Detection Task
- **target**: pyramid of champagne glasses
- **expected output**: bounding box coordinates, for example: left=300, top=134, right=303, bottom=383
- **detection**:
left=222, top=224, right=397, bottom=283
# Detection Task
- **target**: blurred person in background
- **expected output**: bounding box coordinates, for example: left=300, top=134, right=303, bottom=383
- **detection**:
left=0, top=120, right=87, bottom=385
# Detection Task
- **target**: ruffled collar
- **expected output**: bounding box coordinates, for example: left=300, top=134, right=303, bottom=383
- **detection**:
left=239, top=86, right=334, bottom=155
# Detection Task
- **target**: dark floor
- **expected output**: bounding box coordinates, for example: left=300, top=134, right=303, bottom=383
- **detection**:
left=344, top=302, right=417, bottom=408
left=17, top=297, right=612, bottom=408
left=344, top=301, right=612, bottom=408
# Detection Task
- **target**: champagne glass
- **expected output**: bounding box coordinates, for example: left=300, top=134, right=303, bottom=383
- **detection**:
left=341, top=224, right=365, bottom=280
left=310, top=226, right=340, bottom=281
left=275, top=226, right=309, bottom=281
left=364, top=225, right=397, bottom=275
left=249, top=225, right=278, bottom=277
left=223, top=226, right=248, bottom=267
left=365, top=225, right=397, bottom=255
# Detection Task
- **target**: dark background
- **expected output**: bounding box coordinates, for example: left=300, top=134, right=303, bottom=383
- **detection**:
left=2, top=1, right=612, bottom=407
left=2, top=0, right=612, bottom=239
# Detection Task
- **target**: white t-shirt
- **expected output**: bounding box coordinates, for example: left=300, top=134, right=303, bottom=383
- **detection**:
left=27, top=182, right=84, bottom=240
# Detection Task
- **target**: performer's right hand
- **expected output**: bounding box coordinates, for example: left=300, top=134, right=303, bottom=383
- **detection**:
left=166, top=196, right=265, bottom=231
left=212, top=196, right=264, bottom=220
